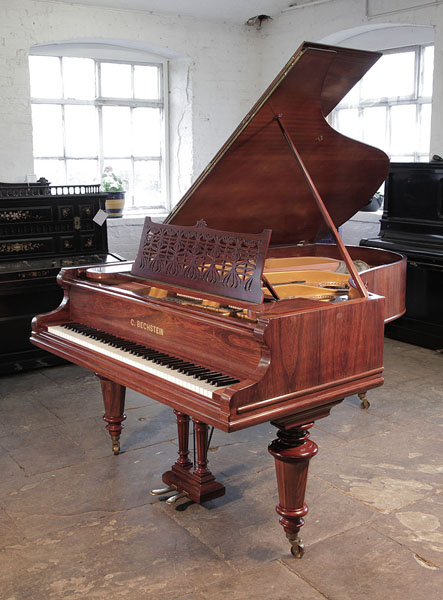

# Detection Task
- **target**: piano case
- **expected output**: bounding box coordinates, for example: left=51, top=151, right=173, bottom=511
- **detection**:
left=30, top=42, right=407, bottom=556
left=0, top=180, right=124, bottom=374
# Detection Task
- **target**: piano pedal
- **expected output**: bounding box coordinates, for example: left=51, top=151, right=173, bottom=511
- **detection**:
left=165, top=491, right=189, bottom=505
left=150, top=485, right=176, bottom=496
left=287, top=532, right=305, bottom=559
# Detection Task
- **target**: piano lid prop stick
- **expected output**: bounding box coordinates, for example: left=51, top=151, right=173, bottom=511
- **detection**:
left=274, top=115, right=369, bottom=299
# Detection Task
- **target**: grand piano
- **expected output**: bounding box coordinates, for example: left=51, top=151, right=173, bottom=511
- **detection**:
left=31, top=42, right=406, bottom=557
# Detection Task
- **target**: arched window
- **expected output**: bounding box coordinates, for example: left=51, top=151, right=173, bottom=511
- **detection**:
left=331, top=44, right=433, bottom=162
left=29, top=51, right=168, bottom=214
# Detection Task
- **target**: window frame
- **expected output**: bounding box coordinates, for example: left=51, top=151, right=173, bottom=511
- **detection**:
left=331, top=44, right=433, bottom=163
left=30, top=55, right=170, bottom=214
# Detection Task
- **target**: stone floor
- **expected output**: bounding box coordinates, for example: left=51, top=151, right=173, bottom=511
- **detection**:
left=0, top=337, right=442, bottom=599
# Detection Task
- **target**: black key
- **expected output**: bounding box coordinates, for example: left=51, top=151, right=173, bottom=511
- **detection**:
left=196, top=371, right=220, bottom=380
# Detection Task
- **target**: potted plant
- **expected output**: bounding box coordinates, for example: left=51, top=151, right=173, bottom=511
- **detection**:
left=101, top=167, right=127, bottom=218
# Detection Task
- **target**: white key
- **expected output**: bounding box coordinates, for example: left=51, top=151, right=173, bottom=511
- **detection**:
left=47, top=325, right=227, bottom=399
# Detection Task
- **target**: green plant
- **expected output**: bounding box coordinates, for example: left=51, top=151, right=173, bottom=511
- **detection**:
left=101, top=167, right=127, bottom=192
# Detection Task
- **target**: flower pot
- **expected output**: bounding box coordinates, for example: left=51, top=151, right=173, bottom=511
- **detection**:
left=105, top=192, right=125, bottom=218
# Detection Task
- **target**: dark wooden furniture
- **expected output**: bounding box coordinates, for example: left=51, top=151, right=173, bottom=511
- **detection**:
left=31, top=42, right=406, bottom=557
left=0, top=181, right=123, bottom=374
left=361, top=162, right=443, bottom=350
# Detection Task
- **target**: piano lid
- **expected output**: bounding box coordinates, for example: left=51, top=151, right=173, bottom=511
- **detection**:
left=166, top=42, right=390, bottom=246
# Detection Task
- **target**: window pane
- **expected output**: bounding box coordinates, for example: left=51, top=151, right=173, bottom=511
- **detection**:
left=133, top=107, right=161, bottom=156
left=361, top=51, right=415, bottom=100
left=418, top=103, right=431, bottom=155
left=390, top=155, right=415, bottom=162
left=65, top=105, right=99, bottom=157
left=134, top=160, right=162, bottom=207
left=66, top=159, right=99, bottom=184
left=32, top=104, right=64, bottom=157
left=102, top=106, right=131, bottom=156
left=390, top=104, right=417, bottom=155
left=421, top=46, right=434, bottom=97
left=29, top=56, right=62, bottom=99
left=63, top=57, right=96, bottom=100
left=334, top=108, right=362, bottom=141
left=134, top=65, right=160, bottom=99
left=362, top=106, right=387, bottom=151
left=34, top=159, right=66, bottom=185
left=101, top=63, right=132, bottom=98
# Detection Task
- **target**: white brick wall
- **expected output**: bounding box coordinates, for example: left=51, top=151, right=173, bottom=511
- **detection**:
left=2, top=0, right=443, bottom=229
left=0, top=0, right=260, bottom=187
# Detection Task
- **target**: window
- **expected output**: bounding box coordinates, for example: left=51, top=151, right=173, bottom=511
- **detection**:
left=331, top=45, right=433, bottom=162
left=29, top=55, right=168, bottom=213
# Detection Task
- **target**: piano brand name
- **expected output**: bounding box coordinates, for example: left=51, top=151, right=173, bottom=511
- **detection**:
left=130, top=319, right=164, bottom=336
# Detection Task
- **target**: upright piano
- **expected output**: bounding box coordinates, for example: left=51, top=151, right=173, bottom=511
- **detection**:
left=361, top=161, right=443, bottom=350
left=31, top=42, right=406, bottom=557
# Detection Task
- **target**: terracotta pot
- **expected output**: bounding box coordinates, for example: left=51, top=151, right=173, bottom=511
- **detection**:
left=105, top=192, right=125, bottom=218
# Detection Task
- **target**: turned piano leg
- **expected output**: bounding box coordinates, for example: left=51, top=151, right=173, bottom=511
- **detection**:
left=157, top=414, right=225, bottom=504
left=151, top=410, right=193, bottom=500
left=98, top=376, right=126, bottom=455
left=268, top=421, right=318, bottom=558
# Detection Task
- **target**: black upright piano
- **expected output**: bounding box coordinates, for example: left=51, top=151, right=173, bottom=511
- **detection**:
left=361, top=162, right=443, bottom=350
left=0, top=180, right=123, bottom=374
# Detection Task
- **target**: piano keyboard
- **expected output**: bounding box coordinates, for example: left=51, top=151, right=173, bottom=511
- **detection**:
left=47, top=323, right=240, bottom=399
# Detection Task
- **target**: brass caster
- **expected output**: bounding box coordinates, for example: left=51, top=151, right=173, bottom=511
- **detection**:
left=112, top=439, right=120, bottom=455
left=150, top=485, right=176, bottom=496
left=287, top=533, right=305, bottom=559
left=165, top=491, right=188, bottom=505
left=358, top=392, right=370, bottom=410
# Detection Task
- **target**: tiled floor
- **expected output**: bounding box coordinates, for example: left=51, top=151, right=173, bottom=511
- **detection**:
left=0, top=338, right=442, bottom=599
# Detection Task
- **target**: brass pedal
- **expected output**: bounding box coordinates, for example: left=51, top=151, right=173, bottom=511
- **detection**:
left=150, top=485, right=176, bottom=496
left=165, top=491, right=188, bottom=505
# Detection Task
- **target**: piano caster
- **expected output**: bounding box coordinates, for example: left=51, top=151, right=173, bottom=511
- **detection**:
left=150, top=485, right=176, bottom=496
left=111, top=436, right=120, bottom=455
left=358, top=392, right=370, bottom=410
left=287, top=533, right=305, bottom=559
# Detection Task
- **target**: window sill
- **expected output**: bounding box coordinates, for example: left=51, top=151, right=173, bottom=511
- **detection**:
left=106, top=212, right=168, bottom=226
left=349, top=210, right=383, bottom=223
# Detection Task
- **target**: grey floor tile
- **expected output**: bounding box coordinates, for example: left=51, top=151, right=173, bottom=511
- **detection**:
left=371, top=493, right=443, bottom=568
left=0, top=396, right=63, bottom=435
left=315, top=401, right=398, bottom=441
left=0, top=504, right=235, bottom=600
left=0, top=427, right=86, bottom=475
left=283, top=523, right=443, bottom=600
left=0, top=506, right=23, bottom=550
left=34, top=385, right=105, bottom=421
left=1, top=441, right=178, bottom=539
left=312, top=422, right=443, bottom=513
left=0, top=370, right=55, bottom=398
left=0, top=446, right=30, bottom=497
left=180, top=561, right=327, bottom=600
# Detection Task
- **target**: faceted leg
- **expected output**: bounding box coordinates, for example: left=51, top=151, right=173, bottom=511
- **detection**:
left=160, top=416, right=225, bottom=504
left=268, top=421, right=318, bottom=558
left=98, top=376, right=126, bottom=455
